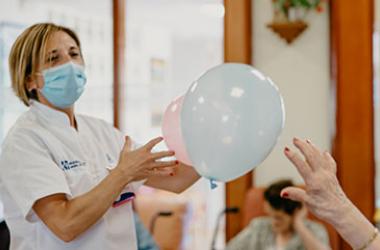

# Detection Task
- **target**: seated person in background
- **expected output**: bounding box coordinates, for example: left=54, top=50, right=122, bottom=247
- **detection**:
left=226, top=179, right=330, bottom=250
left=134, top=212, right=158, bottom=250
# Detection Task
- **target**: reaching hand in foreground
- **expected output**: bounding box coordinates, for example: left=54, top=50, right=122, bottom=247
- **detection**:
left=282, top=138, right=380, bottom=250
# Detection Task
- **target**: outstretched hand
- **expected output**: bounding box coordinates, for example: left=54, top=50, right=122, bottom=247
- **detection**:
left=116, top=136, right=178, bottom=183
left=281, top=138, right=350, bottom=222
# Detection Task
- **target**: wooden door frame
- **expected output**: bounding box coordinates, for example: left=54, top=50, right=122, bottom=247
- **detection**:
left=224, top=0, right=253, bottom=241
left=330, top=1, right=375, bottom=249
left=113, top=0, right=126, bottom=129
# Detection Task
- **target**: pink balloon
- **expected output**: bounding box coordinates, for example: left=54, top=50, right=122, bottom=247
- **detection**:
left=162, top=95, right=192, bottom=165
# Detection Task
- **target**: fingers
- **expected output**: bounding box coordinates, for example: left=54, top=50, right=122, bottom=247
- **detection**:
left=293, top=138, right=318, bottom=169
left=148, top=160, right=178, bottom=169
left=123, top=136, right=133, bottom=153
left=143, top=137, right=164, bottom=151
left=145, top=167, right=176, bottom=177
left=284, top=147, right=312, bottom=179
left=281, top=187, right=308, bottom=203
left=150, top=150, right=175, bottom=161
left=305, top=139, right=321, bottom=153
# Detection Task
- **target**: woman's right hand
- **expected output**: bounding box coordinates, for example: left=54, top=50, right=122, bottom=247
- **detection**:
left=115, top=136, right=178, bottom=183
left=281, top=138, right=351, bottom=223
left=282, top=138, right=380, bottom=250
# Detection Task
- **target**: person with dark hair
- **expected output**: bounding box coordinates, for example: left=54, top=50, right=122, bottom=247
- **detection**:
left=226, top=179, right=330, bottom=250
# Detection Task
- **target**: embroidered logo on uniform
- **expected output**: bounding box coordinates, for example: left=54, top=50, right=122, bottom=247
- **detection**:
left=60, top=160, right=86, bottom=171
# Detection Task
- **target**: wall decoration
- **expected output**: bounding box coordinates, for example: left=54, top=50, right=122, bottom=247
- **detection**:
left=268, top=0, right=327, bottom=44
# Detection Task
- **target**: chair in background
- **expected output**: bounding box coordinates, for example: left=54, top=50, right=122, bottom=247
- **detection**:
left=134, top=193, right=189, bottom=250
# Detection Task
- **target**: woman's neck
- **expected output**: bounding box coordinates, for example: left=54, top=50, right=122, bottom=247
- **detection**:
left=37, top=98, right=76, bottom=128
left=59, top=107, right=76, bottom=128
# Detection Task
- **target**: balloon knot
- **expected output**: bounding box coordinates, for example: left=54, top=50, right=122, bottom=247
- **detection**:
left=210, top=179, right=218, bottom=190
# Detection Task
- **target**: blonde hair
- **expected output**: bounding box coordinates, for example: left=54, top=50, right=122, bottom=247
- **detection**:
left=9, top=23, right=81, bottom=106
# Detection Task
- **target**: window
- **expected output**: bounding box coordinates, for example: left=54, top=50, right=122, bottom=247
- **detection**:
left=122, top=1, right=225, bottom=248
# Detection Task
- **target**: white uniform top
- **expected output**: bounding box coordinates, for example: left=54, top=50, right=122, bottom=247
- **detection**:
left=0, top=101, right=142, bottom=250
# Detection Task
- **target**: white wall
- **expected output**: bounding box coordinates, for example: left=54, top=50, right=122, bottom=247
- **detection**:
left=252, top=0, right=331, bottom=186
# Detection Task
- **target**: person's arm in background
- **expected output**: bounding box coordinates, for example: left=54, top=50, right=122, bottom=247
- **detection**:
left=282, top=138, right=380, bottom=250
left=293, top=207, right=329, bottom=250
left=134, top=211, right=159, bottom=250
left=33, top=137, right=177, bottom=242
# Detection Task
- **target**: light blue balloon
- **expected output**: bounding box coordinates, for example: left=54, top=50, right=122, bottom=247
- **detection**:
left=181, top=63, right=285, bottom=182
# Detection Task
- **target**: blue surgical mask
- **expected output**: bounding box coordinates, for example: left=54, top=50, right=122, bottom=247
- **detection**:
left=40, top=62, right=87, bottom=108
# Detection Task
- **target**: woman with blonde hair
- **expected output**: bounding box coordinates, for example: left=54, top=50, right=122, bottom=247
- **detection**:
left=0, top=23, right=200, bottom=250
